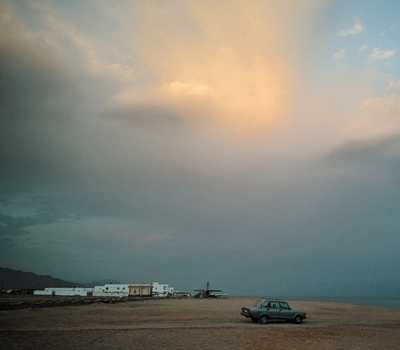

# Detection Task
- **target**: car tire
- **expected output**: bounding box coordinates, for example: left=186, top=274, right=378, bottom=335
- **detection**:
left=294, top=315, right=303, bottom=324
left=259, top=316, right=269, bottom=325
left=251, top=317, right=258, bottom=323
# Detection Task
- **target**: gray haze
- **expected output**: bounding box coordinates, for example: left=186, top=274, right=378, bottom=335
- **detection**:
left=1, top=1, right=400, bottom=297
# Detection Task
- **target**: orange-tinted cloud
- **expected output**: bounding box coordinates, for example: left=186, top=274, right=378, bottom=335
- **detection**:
left=117, top=0, right=327, bottom=134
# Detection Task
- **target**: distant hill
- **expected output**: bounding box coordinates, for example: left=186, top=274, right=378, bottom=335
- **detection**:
left=0, top=267, right=80, bottom=289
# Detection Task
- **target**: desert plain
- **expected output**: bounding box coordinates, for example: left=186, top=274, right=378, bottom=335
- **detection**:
left=1, top=297, right=400, bottom=349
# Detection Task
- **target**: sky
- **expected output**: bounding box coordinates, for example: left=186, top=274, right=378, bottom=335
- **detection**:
left=1, top=0, right=400, bottom=297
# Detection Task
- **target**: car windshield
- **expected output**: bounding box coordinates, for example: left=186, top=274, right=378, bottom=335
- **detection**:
left=254, top=299, right=268, bottom=307
left=254, top=299, right=291, bottom=309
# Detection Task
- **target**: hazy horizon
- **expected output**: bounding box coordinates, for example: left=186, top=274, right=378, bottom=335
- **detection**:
left=1, top=0, right=400, bottom=298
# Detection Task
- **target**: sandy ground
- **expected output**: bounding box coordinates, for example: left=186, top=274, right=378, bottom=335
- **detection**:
left=1, top=297, right=400, bottom=349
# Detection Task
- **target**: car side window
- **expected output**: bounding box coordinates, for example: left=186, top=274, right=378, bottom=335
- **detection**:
left=270, top=302, right=279, bottom=309
left=279, top=302, right=289, bottom=310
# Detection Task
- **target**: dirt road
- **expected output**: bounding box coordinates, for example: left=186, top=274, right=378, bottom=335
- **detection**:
left=1, top=297, right=400, bottom=349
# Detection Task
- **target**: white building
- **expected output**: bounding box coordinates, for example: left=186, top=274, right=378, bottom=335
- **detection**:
left=34, top=283, right=160, bottom=298
left=152, top=282, right=174, bottom=297
left=93, top=284, right=129, bottom=297
left=33, top=287, right=93, bottom=296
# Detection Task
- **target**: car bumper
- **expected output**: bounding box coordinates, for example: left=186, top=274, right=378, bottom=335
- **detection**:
left=240, top=308, right=252, bottom=318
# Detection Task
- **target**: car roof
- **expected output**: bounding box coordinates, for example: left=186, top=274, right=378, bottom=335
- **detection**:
left=262, top=298, right=289, bottom=303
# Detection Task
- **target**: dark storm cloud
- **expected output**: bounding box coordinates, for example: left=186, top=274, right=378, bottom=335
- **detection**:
left=105, top=104, right=184, bottom=127
left=0, top=212, right=55, bottom=238
left=303, top=135, right=400, bottom=296
left=0, top=3, right=114, bottom=251
left=323, top=133, right=400, bottom=187
left=0, top=14, right=195, bottom=267
left=325, top=134, right=400, bottom=165
left=0, top=25, right=82, bottom=193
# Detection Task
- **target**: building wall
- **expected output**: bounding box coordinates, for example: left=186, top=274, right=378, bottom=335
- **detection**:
left=33, top=290, right=52, bottom=296
left=152, top=282, right=174, bottom=297
left=33, top=287, right=93, bottom=296
left=34, top=283, right=171, bottom=298
left=128, top=284, right=152, bottom=296
left=93, top=284, right=129, bottom=297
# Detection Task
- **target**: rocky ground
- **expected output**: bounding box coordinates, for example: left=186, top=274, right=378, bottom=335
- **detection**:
left=1, top=297, right=400, bottom=349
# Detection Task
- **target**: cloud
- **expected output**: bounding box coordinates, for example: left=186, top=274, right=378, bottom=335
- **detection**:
left=2, top=0, right=328, bottom=135
left=333, top=48, right=346, bottom=60
left=343, top=94, right=400, bottom=141
left=104, top=103, right=186, bottom=127
left=337, top=20, right=363, bottom=37
left=323, top=134, right=400, bottom=184
left=325, top=134, right=400, bottom=164
left=387, top=80, right=400, bottom=91
left=4, top=0, right=400, bottom=296
left=4, top=1, right=135, bottom=84
left=168, top=81, right=211, bottom=98
left=123, top=0, right=327, bottom=134
left=362, top=93, right=400, bottom=108
left=369, top=48, right=396, bottom=61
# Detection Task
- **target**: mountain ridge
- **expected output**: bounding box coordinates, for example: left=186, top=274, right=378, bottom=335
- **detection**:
left=0, top=267, right=80, bottom=289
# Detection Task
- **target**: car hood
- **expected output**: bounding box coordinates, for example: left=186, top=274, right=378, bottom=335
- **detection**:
left=242, top=306, right=259, bottom=313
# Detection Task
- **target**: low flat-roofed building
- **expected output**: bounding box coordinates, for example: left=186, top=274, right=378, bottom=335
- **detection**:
left=152, top=282, right=174, bottom=297
left=128, top=284, right=152, bottom=297
left=93, top=284, right=129, bottom=297
left=33, top=287, right=93, bottom=296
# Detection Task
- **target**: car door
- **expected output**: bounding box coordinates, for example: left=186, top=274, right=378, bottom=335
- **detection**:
left=267, top=301, right=281, bottom=320
left=278, top=302, right=292, bottom=320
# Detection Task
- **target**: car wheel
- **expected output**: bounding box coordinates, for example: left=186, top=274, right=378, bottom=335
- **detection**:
left=251, top=317, right=258, bottom=323
left=259, top=316, right=269, bottom=325
left=294, top=315, right=303, bottom=324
